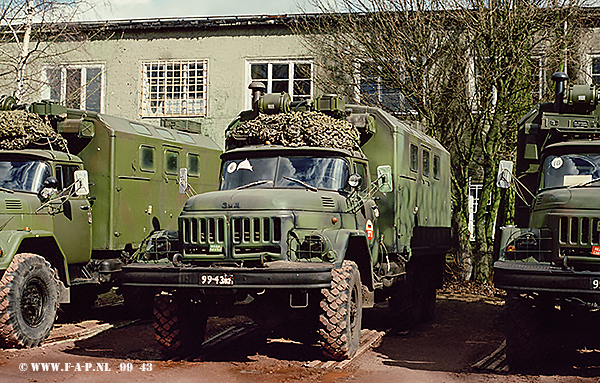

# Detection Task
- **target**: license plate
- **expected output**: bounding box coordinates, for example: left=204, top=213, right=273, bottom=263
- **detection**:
left=591, top=278, right=600, bottom=290
left=200, top=273, right=234, bottom=285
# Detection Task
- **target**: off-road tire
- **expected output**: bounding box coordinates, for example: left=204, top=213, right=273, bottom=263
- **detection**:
left=0, top=253, right=59, bottom=348
left=318, top=260, right=362, bottom=360
left=153, top=291, right=206, bottom=354
left=505, top=292, right=542, bottom=371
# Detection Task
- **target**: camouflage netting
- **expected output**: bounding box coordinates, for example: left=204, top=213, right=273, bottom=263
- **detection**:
left=227, top=111, right=360, bottom=151
left=0, top=110, right=67, bottom=151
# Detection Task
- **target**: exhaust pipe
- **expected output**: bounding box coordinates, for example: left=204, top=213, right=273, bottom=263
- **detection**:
left=551, top=72, right=569, bottom=112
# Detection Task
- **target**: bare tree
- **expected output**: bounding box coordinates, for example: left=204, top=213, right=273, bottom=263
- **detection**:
left=296, top=0, right=587, bottom=282
left=0, top=0, right=102, bottom=101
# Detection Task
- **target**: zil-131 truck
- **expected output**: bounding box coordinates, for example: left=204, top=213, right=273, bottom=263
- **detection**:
left=0, top=97, right=221, bottom=348
left=120, top=82, right=452, bottom=360
left=495, top=72, right=600, bottom=369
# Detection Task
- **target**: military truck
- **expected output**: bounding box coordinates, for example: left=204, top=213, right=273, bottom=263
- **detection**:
left=495, top=72, right=600, bottom=369
left=0, top=98, right=221, bottom=348
left=120, top=83, right=452, bottom=359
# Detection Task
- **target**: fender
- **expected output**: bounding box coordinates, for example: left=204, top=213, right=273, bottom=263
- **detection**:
left=0, top=229, right=71, bottom=285
left=319, top=229, right=374, bottom=291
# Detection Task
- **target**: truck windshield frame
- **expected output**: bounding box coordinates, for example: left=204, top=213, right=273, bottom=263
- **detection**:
left=0, top=160, right=51, bottom=193
left=541, top=153, right=600, bottom=190
left=220, top=155, right=350, bottom=191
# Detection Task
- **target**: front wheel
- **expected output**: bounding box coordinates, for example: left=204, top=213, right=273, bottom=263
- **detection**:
left=153, top=291, right=207, bottom=354
left=318, top=260, right=362, bottom=360
left=0, top=253, right=59, bottom=348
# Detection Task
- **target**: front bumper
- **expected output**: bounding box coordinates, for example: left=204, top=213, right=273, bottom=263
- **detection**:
left=494, top=260, right=600, bottom=294
left=120, top=260, right=333, bottom=290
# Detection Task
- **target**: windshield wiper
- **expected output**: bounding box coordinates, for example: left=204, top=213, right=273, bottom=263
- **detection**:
left=0, top=187, right=14, bottom=194
left=236, top=180, right=273, bottom=190
left=282, top=176, right=318, bottom=192
left=567, top=178, right=600, bottom=189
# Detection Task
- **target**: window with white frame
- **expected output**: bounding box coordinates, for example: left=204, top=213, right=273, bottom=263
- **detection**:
left=357, top=64, right=411, bottom=114
left=141, top=60, right=208, bottom=118
left=468, top=57, right=498, bottom=111
left=591, top=56, right=600, bottom=85
left=531, top=56, right=546, bottom=102
left=248, top=60, right=313, bottom=103
left=43, top=65, right=104, bottom=113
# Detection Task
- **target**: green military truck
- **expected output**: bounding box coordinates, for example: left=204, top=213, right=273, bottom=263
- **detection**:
left=121, top=83, right=452, bottom=359
left=0, top=98, right=221, bottom=348
left=495, top=72, right=600, bottom=369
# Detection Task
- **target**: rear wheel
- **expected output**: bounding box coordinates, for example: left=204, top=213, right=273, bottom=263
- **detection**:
left=153, top=291, right=206, bottom=354
left=0, top=253, right=59, bottom=348
left=318, top=260, right=362, bottom=360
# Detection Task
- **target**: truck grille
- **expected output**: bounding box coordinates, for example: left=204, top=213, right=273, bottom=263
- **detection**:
left=181, top=216, right=282, bottom=246
left=558, top=216, right=600, bottom=245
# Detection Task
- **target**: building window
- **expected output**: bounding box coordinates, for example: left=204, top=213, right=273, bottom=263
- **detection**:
left=592, top=56, right=600, bottom=84
left=531, top=56, right=546, bottom=102
left=248, top=60, right=313, bottom=103
left=141, top=60, right=208, bottom=118
left=43, top=65, right=104, bottom=113
left=358, top=64, right=409, bottom=113
left=410, top=144, right=418, bottom=172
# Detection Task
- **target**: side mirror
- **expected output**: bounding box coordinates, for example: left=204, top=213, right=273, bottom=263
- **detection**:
left=496, top=160, right=513, bottom=189
left=348, top=173, right=362, bottom=189
left=377, top=165, right=393, bottom=193
left=179, top=168, right=188, bottom=194
left=74, top=170, right=89, bottom=196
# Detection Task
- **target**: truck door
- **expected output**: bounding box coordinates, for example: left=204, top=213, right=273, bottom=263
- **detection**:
left=51, top=164, right=92, bottom=264
left=354, top=161, right=379, bottom=264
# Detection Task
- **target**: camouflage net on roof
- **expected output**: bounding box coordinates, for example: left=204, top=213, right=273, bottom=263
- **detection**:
left=227, top=111, right=360, bottom=151
left=0, top=110, right=67, bottom=151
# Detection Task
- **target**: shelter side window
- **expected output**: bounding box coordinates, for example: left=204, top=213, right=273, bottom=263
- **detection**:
left=55, top=164, right=79, bottom=190
left=423, top=149, right=430, bottom=177
left=187, top=153, right=200, bottom=177
left=140, top=145, right=156, bottom=172
left=165, top=150, right=179, bottom=175
left=409, top=144, right=418, bottom=172
left=433, top=155, right=441, bottom=180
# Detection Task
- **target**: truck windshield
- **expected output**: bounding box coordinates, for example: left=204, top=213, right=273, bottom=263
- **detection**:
left=0, top=161, right=51, bottom=193
left=542, top=154, right=600, bottom=189
left=220, top=156, right=349, bottom=191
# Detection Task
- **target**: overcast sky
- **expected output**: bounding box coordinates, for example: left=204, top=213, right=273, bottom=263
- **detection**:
left=82, top=0, right=318, bottom=21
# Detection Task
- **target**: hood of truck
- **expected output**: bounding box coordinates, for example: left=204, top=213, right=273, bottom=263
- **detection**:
left=183, top=188, right=344, bottom=212
left=0, top=191, right=37, bottom=214
left=532, top=188, right=600, bottom=212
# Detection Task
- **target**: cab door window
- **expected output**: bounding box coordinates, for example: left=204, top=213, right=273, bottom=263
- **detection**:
left=55, top=164, right=79, bottom=190
left=354, top=161, right=369, bottom=191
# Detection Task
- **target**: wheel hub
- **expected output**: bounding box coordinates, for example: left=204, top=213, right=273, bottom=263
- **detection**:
left=20, top=277, right=46, bottom=327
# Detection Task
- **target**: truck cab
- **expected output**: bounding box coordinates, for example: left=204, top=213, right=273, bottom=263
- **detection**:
left=494, top=72, right=600, bottom=370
